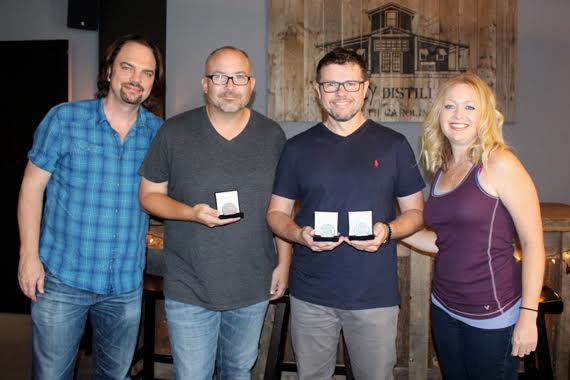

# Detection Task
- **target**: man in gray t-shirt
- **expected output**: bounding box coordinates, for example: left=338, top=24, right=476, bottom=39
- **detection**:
left=138, top=46, right=291, bottom=379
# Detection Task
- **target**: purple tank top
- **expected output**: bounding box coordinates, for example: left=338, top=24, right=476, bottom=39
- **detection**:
left=424, top=164, right=521, bottom=319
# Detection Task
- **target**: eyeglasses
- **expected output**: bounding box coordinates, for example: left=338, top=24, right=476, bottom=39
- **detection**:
left=206, top=73, right=251, bottom=86
left=318, top=80, right=365, bottom=93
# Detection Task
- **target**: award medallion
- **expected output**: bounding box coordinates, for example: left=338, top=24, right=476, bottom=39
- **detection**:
left=314, top=211, right=340, bottom=242
left=348, top=211, right=374, bottom=240
left=215, top=190, right=244, bottom=219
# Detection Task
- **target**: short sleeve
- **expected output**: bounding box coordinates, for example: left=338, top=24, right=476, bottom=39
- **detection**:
left=273, top=126, right=287, bottom=157
left=138, top=125, right=170, bottom=183
left=272, top=142, right=298, bottom=201
left=395, top=137, right=425, bottom=197
left=27, top=106, right=63, bottom=173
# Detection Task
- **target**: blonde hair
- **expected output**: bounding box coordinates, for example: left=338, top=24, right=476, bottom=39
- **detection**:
left=421, top=72, right=506, bottom=173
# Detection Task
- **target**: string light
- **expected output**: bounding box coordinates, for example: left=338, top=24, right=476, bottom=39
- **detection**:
left=514, top=249, right=522, bottom=262
left=146, top=232, right=163, bottom=249
left=514, top=249, right=570, bottom=267
left=563, top=250, right=570, bottom=275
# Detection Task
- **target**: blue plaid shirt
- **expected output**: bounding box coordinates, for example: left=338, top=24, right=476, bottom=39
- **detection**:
left=28, top=99, right=162, bottom=295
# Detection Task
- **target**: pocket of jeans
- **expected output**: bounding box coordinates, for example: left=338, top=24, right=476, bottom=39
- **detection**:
left=43, top=267, right=54, bottom=278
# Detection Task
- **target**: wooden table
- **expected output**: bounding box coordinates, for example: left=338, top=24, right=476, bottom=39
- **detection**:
left=541, top=202, right=570, bottom=232
left=540, top=203, right=570, bottom=380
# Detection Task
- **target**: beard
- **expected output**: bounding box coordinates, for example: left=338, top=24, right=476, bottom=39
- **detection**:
left=322, top=97, right=363, bottom=122
left=120, top=82, right=145, bottom=105
left=208, top=90, right=250, bottom=113
left=327, top=108, right=360, bottom=122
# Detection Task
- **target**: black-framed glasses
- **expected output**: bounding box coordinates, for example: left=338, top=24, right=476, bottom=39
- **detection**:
left=318, top=80, right=365, bottom=93
left=206, top=73, right=251, bottom=86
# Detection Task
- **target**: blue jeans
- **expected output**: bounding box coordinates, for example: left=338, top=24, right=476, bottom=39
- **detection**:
left=431, top=303, right=520, bottom=380
left=165, top=298, right=269, bottom=380
left=31, top=271, right=142, bottom=380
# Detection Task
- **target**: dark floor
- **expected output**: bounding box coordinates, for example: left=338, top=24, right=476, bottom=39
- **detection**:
left=0, top=312, right=308, bottom=380
left=1, top=313, right=32, bottom=380
left=0, top=313, right=169, bottom=380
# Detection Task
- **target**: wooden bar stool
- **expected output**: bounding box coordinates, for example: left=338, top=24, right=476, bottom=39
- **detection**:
left=131, top=274, right=173, bottom=380
left=264, top=293, right=355, bottom=380
left=522, top=285, right=564, bottom=380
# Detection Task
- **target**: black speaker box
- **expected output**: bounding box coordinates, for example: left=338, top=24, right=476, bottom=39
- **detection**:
left=67, top=0, right=101, bottom=30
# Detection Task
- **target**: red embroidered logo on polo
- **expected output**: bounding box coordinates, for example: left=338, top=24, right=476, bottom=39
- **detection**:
left=373, top=159, right=380, bottom=168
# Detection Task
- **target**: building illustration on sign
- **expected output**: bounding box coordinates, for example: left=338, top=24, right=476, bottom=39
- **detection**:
left=314, top=2, right=472, bottom=120
left=319, top=2, right=470, bottom=76
left=268, top=0, right=515, bottom=122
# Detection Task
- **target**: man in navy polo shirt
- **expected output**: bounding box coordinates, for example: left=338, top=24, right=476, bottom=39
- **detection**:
left=267, top=48, right=425, bottom=379
left=17, top=35, right=163, bottom=379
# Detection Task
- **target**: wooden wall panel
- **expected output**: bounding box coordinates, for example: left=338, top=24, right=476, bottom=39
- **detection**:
left=496, top=0, right=517, bottom=121
left=304, top=0, right=326, bottom=121
left=477, top=0, right=497, bottom=89
left=269, top=0, right=517, bottom=122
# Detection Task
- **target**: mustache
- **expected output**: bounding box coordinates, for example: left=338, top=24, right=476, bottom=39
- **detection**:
left=122, top=82, right=144, bottom=91
left=220, top=90, right=241, bottom=97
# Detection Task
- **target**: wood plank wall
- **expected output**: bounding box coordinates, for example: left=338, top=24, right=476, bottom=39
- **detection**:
left=268, top=0, right=517, bottom=122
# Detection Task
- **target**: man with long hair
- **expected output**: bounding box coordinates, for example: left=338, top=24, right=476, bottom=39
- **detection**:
left=17, top=35, right=163, bottom=379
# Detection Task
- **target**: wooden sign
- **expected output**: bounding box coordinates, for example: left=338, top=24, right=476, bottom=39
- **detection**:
left=268, top=0, right=517, bottom=122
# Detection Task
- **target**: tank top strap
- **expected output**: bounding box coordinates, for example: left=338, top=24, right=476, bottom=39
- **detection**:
left=464, top=162, right=484, bottom=187
left=463, top=163, right=479, bottom=184
left=430, top=169, right=443, bottom=194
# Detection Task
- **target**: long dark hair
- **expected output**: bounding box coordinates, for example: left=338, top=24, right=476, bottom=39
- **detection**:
left=96, top=34, right=164, bottom=110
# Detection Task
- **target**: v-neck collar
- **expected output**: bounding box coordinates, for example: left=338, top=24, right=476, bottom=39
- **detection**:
left=202, top=106, right=252, bottom=144
left=432, top=163, right=477, bottom=197
left=319, top=119, right=371, bottom=142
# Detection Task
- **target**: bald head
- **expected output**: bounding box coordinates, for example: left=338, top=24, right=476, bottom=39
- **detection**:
left=201, top=46, right=256, bottom=114
left=205, top=46, right=251, bottom=75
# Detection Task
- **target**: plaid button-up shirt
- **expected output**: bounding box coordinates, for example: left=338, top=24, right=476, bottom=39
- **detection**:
left=28, top=99, right=162, bottom=294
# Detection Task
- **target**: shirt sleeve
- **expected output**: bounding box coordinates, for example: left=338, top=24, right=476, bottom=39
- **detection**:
left=272, top=141, right=298, bottom=201
left=27, top=106, right=64, bottom=173
left=138, top=124, right=171, bottom=183
left=395, top=136, right=426, bottom=197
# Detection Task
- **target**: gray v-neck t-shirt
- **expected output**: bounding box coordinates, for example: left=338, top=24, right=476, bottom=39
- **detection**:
left=139, top=106, right=286, bottom=310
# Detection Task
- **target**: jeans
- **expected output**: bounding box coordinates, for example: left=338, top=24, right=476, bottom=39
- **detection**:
left=31, top=271, right=142, bottom=380
left=431, top=303, right=520, bottom=380
left=165, top=298, right=269, bottom=380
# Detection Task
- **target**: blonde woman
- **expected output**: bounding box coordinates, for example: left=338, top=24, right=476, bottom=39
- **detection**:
left=404, top=73, right=544, bottom=379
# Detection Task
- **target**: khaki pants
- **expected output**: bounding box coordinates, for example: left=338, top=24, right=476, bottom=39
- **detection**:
left=290, top=296, right=399, bottom=380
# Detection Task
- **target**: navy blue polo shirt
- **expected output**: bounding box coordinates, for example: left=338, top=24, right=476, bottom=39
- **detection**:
left=273, top=120, right=425, bottom=309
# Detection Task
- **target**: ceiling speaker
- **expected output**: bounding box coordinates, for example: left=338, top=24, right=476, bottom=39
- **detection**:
left=67, top=0, right=100, bottom=30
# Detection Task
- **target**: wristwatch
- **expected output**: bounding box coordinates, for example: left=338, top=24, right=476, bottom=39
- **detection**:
left=381, top=222, right=392, bottom=246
